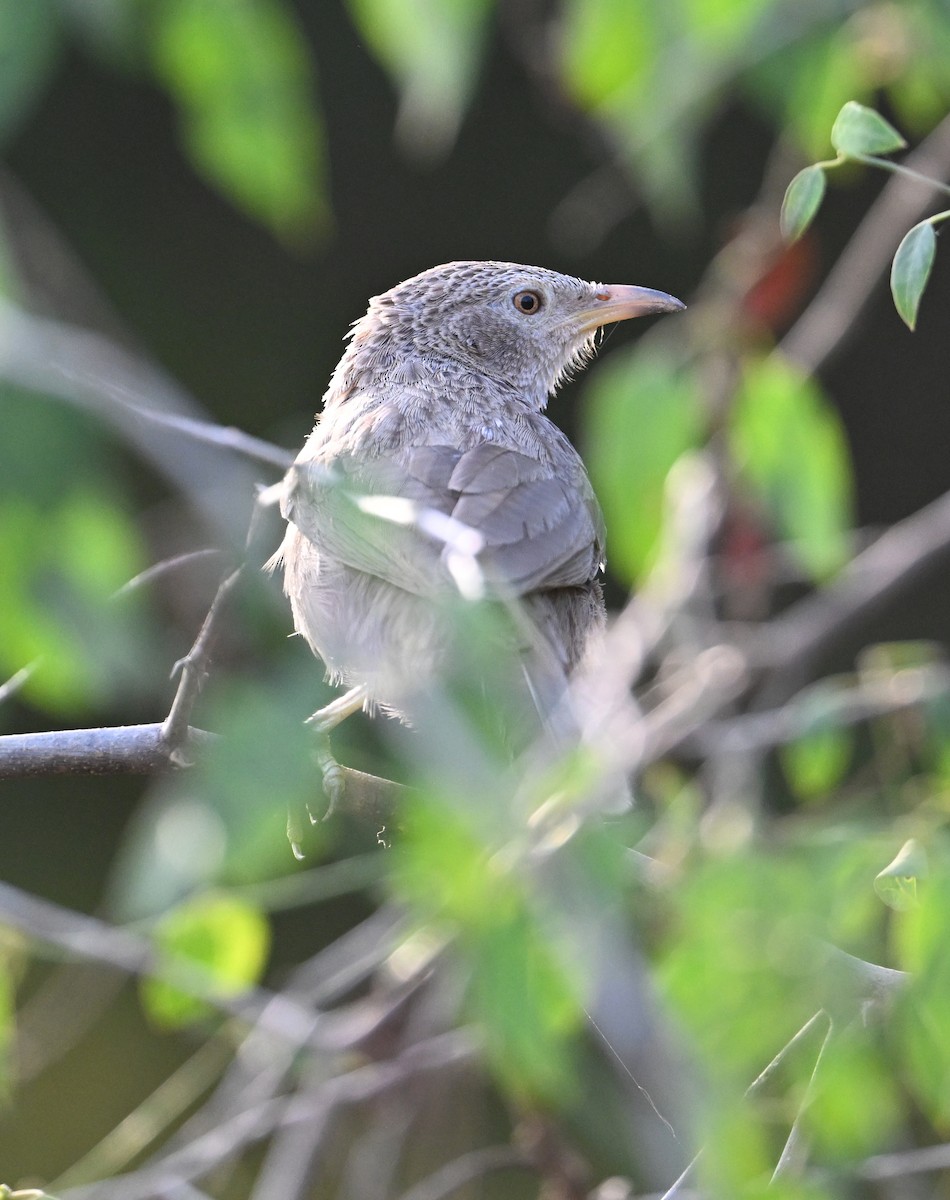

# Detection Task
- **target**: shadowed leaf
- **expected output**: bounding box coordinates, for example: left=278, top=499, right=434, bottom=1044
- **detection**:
left=780, top=165, right=826, bottom=242
left=890, top=220, right=936, bottom=330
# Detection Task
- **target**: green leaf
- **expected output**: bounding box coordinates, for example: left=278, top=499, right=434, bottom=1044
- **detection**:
left=0, top=489, right=152, bottom=713
left=830, top=101, right=906, bottom=158
left=560, top=0, right=655, bottom=109
left=874, top=839, right=927, bottom=911
left=780, top=725, right=852, bottom=801
left=780, top=165, right=826, bottom=242
left=148, top=0, right=327, bottom=240
left=730, top=356, right=853, bottom=582
left=582, top=346, right=701, bottom=584
left=142, top=892, right=270, bottom=1028
left=890, top=220, right=936, bottom=331
left=345, top=0, right=493, bottom=157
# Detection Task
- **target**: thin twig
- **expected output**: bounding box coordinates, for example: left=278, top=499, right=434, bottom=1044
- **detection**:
left=57, top=1031, right=479, bottom=1200
left=770, top=1017, right=835, bottom=1182
left=395, top=1146, right=532, bottom=1200
left=0, top=661, right=37, bottom=706
left=115, top=549, right=226, bottom=597
left=161, top=566, right=243, bottom=760
left=756, top=485, right=950, bottom=708
left=0, top=880, right=319, bottom=1045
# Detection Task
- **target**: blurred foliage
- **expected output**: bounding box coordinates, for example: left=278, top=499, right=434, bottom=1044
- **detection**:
left=141, top=890, right=270, bottom=1029
left=3, top=0, right=950, bottom=1197
left=731, top=355, right=853, bottom=582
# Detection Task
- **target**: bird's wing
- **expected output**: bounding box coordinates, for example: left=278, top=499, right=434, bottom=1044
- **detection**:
left=283, top=441, right=605, bottom=599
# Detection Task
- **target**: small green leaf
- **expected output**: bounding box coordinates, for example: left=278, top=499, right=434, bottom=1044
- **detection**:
left=890, top=220, right=936, bottom=330
left=780, top=164, right=826, bottom=242
left=149, top=0, right=328, bottom=240
left=142, top=892, right=270, bottom=1029
left=582, top=346, right=701, bottom=584
left=830, top=101, right=907, bottom=158
left=731, top=356, right=854, bottom=582
left=780, top=725, right=852, bottom=801
left=875, top=839, right=927, bottom=911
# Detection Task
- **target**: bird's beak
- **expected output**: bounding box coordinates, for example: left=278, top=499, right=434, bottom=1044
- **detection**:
left=576, top=284, right=685, bottom=332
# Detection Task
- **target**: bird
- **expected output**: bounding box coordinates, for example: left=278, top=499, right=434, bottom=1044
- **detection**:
left=270, top=261, right=684, bottom=822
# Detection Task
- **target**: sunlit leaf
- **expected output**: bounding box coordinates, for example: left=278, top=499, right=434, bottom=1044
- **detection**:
left=148, top=0, right=327, bottom=240
left=805, top=1025, right=900, bottom=1158
left=141, top=892, right=270, bottom=1028
left=780, top=724, right=852, bottom=801
left=560, top=0, right=655, bottom=108
left=344, top=0, right=493, bottom=157
left=731, top=356, right=853, bottom=581
left=582, top=345, right=701, bottom=584
left=0, top=961, right=13, bottom=1098
left=874, top=838, right=927, bottom=911
left=830, top=100, right=907, bottom=157
left=682, top=0, right=773, bottom=52
left=780, top=165, right=826, bottom=242
left=890, top=220, right=937, bottom=330
left=894, top=867, right=950, bottom=1122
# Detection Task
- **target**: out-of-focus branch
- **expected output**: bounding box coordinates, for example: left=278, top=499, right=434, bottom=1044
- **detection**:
left=756, top=484, right=950, bottom=708
left=0, top=301, right=289, bottom=543
left=780, top=110, right=950, bottom=375
left=394, top=1146, right=531, bottom=1200
left=58, top=1030, right=479, bottom=1200
left=0, top=881, right=318, bottom=1044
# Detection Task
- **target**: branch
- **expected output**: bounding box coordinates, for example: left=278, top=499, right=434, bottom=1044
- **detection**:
left=757, top=484, right=950, bottom=707
left=0, top=722, right=406, bottom=821
left=0, top=881, right=318, bottom=1044
left=57, top=1031, right=479, bottom=1200
left=0, top=723, right=213, bottom=777
left=0, top=300, right=290, bottom=544
left=395, top=1146, right=531, bottom=1200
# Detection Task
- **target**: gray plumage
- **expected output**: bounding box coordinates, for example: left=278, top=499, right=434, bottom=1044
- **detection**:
left=272, top=260, right=683, bottom=739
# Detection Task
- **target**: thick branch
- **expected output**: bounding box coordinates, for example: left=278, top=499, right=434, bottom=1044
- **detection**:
left=0, top=722, right=213, bottom=777
left=0, top=722, right=407, bottom=824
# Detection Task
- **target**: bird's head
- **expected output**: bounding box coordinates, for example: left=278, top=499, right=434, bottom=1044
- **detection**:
left=339, top=261, right=684, bottom=408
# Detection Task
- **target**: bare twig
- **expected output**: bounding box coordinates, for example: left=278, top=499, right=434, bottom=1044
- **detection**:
left=858, top=1140, right=950, bottom=1181
left=0, top=300, right=287, bottom=544
left=116, top=549, right=226, bottom=597
left=395, top=1145, right=532, bottom=1200
left=161, top=567, right=243, bottom=761
left=0, top=661, right=37, bottom=707
left=0, top=880, right=320, bottom=1044
left=691, top=662, right=950, bottom=757
left=57, top=1030, right=479, bottom=1200
left=770, top=1017, right=835, bottom=1182
left=757, top=485, right=950, bottom=708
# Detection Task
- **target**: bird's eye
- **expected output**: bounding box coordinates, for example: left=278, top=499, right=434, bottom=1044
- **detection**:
left=513, top=290, right=543, bottom=315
